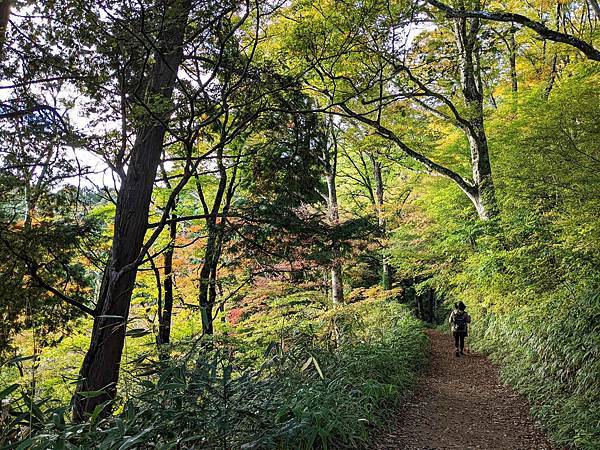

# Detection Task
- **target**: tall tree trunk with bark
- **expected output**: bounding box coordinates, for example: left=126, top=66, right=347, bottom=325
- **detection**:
left=72, top=0, right=191, bottom=421
left=319, top=118, right=344, bottom=304
left=544, top=54, right=558, bottom=100
left=0, top=0, right=10, bottom=55
left=369, top=153, right=391, bottom=289
left=198, top=226, right=218, bottom=335
left=198, top=220, right=228, bottom=334
left=157, top=163, right=177, bottom=347
left=197, top=146, right=238, bottom=334
left=544, top=4, right=563, bottom=100
left=590, top=0, right=600, bottom=18
left=326, top=172, right=344, bottom=304
left=453, top=10, right=499, bottom=220
left=158, top=207, right=177, bottom=346
left=508, top=26, right=518, bottom=93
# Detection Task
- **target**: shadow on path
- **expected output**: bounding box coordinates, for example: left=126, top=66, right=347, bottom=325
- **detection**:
left=376, top=329, right=557, bottom=450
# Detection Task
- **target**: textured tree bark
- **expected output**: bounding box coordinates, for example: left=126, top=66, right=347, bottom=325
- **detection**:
left=158, top=209, right=177, bottom=346
left=197, top=231, right=227, bottom=335
left=326, top=172, right=344, bottom=304
left=323, top=270, right=329, bottom=297
left=197, top=145, right=236, bottom=335
left=330, top=266, right=343, bottom=304
left=198, top=228, right=226, bottom=335
left=508, top=27, right=518, bottom=93
left=544, top=54, right=558, bottom=100
left=0, top=0, right=10, bottom=55
left=416, top=290, right=424, bottom=321
left=590, top=0, right=600, bottom=18
left=198, top=228, right=218, bottom=335
left=208, top=261, right=218, bottom=316
left=453, top=12, right=498, bottom=220
left=72, top=0, right=191, bottom=421
left=544, top=5, right=562, bottom=101
left=428, top=289, right=436, bottom=323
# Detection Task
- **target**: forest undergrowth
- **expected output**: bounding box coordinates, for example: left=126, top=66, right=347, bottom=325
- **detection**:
left=471, top=287, right=600, bottom=449
left=0, top=287, right=426, bottom=449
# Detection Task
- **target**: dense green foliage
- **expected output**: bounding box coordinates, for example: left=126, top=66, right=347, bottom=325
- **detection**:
left=388, top=62, right=600, bottom=448
left=473, top=289, right=600, bottom=449
left=1, top=295, right=425, bottom=449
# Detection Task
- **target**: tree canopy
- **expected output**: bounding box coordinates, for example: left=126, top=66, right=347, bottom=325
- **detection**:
left=1, top=0, right=599, bottom=448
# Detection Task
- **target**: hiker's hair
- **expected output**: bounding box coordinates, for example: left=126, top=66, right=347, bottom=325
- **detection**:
left=457, top=301, right=466, bottom=311
left=454, top=302, right=459, bottom=309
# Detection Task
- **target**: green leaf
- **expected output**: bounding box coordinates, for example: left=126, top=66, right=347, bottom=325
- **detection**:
left=300, top=355, right=324, bottom=378
left=312, top=356, right=324, bottom=379
left=15, top=437, right=35, bottom=450
left=115, top=417, right=125, bottom=435
left=90, top=400, right=111, bottom=425
left=125, top=328, right=150, bottom=338
left=21, top=392, right=45, bottom=422
left=301, top=356, right=313, bottom=372
left=0, top=383, right=19, bottom=399
left=118, top=427, right=153, bottom=450
left=3, top=355, right=36, bottom=366
left=76, top=389, right=106, bottom=399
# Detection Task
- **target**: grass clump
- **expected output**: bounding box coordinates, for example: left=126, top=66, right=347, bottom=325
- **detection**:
left=471, top=287, right=600, bottom=450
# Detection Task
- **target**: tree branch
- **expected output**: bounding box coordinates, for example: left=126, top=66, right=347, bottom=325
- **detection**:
left=426, top=0, right=600, bottom=61
left=0, top=234, right=96, bottom=317
left=29, top=267, right=97, bottom=317
left=337, top=103, right=476, bottom=197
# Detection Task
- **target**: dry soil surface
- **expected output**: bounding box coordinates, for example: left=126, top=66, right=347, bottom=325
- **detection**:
left=375, top=329, right=557, bottom=450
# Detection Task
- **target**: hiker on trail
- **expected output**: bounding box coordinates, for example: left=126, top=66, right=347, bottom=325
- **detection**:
left=449, top=301, right=471, bottom=357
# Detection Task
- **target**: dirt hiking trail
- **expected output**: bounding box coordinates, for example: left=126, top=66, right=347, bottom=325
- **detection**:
left=376, top=329, right=557, bottom=450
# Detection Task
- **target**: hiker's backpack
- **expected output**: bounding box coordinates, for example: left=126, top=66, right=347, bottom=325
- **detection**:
left=453, top=312, right=468, bottom=332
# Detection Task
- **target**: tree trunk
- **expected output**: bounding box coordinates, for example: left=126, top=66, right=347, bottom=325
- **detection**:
left=427, top=289, right=435, bottom=323
left=416, top=291, right=424, bottom=320
left=208, top=263, right=218, bottom=316
left=0, top=0, right=10, bottom=55
left=326, top=173, right=340, bottom=224
left=323, top=270, right=329, bottom=297
left=158, top=210, right=177, bottom=346
left=369, top=153, right=392, bottom=290
left=544, top=54, right=558, bottom=100
left=589, top=0, right=600, bottom=18
left=453, top=13, right=498, bottom=220
left=197, top=144, right=237, bottom=335
left=544, top=6, right=562, bottom=101
left=331, top=265, right=343, bottom=304
left=72, top=0, right=191, bottom=422
left=199, top=229, right=226, bottom=335
left=382, top=262, right=392, bottom=291
left=198, top=228, right=217, bottom=335
left=326, top=173, right=344, bottom=304
left=508, top=26, right=518, bottom=93
left=157, top=162, right=177, bottom=347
